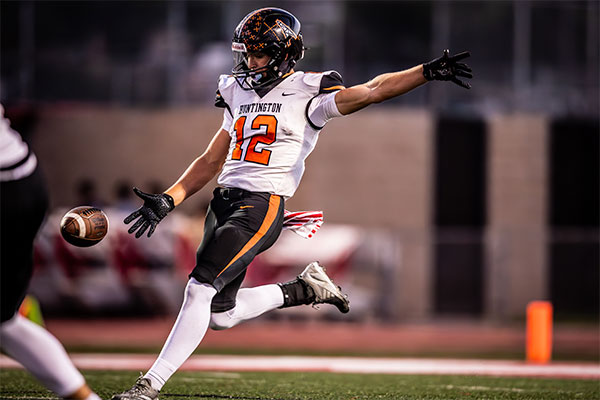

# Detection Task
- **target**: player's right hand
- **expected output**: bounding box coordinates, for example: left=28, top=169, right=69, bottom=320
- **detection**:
left=423, top=49, right=473, bottom=89
left=123, top=187, right=175, bottom=238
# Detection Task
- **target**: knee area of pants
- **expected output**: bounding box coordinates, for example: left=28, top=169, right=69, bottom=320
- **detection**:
left=184, top=280, right=216, bottom=304
left=209, top=311, right=234, bottom=330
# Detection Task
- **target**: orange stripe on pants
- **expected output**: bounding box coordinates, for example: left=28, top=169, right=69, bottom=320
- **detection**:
left=216, top=194, right=281, bottom=278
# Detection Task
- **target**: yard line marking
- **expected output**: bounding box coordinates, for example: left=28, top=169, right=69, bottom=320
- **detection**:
left=1, top=354, right=598, bottom=379
left=436, top=385, right=526, bottom=392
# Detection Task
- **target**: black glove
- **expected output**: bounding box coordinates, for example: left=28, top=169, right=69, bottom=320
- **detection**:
left=123, top=187, right=175, bottom=238
left=423, top=49, right=473, bottom=89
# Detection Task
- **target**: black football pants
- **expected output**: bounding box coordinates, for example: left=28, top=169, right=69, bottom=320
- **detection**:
left=189, top=187, right=284, bottom=313
left=1, top=166, right=48, bottom=322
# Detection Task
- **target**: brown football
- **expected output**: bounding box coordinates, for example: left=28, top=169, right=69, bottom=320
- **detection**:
left=60, top=206, right=109, bottom=247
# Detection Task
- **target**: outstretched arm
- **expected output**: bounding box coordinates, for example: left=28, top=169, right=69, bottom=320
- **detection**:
left=124, top=128, right=230, bottom=238
left=335, top=50, right=472, bottom=116
left=335, top=65, right=427, bottom=115
left=164, top=128, right=231, bottom=206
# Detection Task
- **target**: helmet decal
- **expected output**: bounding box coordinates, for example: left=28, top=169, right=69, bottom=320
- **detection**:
left=274, top=20, right=297, bottom=40
left=232, top=42, right=247, bottom=53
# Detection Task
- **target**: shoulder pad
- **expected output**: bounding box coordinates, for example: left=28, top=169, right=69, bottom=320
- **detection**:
left=215, top=75, right=235, bottom=115
left=318, top=70, right=344, bottom=94
left=301, top=71, right=324, bottom=89
left=218, top=74, right=236, bottom=90
left=300, top=71, right=345, bottom=95
left=214, top=90, right=227, bottom=108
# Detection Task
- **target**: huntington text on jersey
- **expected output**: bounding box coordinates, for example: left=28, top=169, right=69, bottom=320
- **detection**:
left=239, top=103, right=282, bottom=114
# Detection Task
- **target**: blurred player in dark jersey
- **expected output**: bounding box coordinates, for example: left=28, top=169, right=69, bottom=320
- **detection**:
left=0, top=105, right=101, bottom=400
left=113, top=7, right=472, bottom=399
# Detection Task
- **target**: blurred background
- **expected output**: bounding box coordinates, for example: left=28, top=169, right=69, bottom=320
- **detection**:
left=1, top=0, right=598, bottom=335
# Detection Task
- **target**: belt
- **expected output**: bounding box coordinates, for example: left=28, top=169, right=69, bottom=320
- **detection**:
left=215, top=187, right=252, bottom=200
left=215, top=187, right=274, bottom=201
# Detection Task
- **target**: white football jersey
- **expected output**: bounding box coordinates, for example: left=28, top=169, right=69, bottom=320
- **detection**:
left=216, top=71, right=344, bottom=199
left=0, top=104, right=37, bottom=182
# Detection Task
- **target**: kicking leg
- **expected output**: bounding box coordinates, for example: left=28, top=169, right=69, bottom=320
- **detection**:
left=209, top=284, right=284, bottom=330
left=211, top=261, right=350, bottom=331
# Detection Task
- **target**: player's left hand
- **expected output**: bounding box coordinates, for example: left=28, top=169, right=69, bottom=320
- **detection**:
left=123, top=187, right=175, bottom=238
left=423, top=49, right=472, bottom=89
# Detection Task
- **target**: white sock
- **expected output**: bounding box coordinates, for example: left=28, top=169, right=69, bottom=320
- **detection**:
left=0, top=315, right=86, bottom=398
left=145, top=278, right=216, bottom=390
left=84, top=393, right=102, bottom=400
left=210, top=284, right=284, bottom=330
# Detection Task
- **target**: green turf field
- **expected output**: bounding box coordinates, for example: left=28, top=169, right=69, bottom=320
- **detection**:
left=1, top=369, right=598, bottom=400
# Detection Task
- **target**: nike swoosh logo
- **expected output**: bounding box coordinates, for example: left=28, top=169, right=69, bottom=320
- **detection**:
left=282, top=92, right=296, bottom=96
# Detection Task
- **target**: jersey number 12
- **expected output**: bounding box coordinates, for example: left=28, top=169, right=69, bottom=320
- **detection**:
left=231, top=115, right=277, bottom=165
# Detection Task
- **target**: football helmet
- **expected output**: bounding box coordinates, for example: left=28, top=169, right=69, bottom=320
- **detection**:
left=232, top=7, right=304, bottom=90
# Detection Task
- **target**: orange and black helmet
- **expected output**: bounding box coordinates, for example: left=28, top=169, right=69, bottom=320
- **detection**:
left=232, top=7, right=304, bottom=89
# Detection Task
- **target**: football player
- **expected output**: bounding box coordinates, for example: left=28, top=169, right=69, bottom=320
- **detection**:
left=113, top=7, right=472, bottom=399
left=0, top=104, right=101, bottom=400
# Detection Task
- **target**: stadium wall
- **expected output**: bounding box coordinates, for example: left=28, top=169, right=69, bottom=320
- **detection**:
left=30, top=106, right=597, bottom=320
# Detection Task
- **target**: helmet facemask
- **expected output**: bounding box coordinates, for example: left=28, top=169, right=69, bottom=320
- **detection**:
left=232, top=43, right=288, bottom=90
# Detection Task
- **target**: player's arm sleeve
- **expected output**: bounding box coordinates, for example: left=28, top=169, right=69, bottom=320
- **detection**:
left=306, top=92, right=343, bottom=130
left=305, top=71, right=345, bottom=130
left=215, top=89, right=233, bottom=132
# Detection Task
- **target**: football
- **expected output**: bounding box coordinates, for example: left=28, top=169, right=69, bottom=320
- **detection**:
left=60, top=206, right=109, bottom=247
